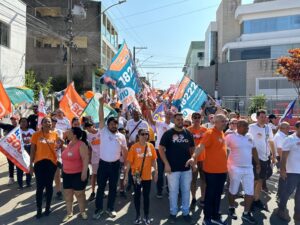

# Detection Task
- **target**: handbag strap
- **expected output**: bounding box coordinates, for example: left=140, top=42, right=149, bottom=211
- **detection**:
left=139, top=144, right=148, bottom=179
left=129, top=120, right=142, bottom=139
left=42, top=130, right=57, bottom=163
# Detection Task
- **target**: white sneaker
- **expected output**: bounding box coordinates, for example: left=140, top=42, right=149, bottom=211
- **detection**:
left=7, top=178, right=14, bottom=185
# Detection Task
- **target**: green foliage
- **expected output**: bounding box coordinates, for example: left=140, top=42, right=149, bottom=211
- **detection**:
left=25, top=70, right=53, bottom=100
left=248, top=95, right=266, bottom=114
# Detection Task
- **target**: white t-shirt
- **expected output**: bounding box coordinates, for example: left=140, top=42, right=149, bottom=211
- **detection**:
left=126, top=119, right=149, bottom=143
left=56, top=117, right=71, bottom=131
left=225, top=133, right=255, bottom=168
left=268, top=123, right=277, bottom=132
left=99, top=127, right=127, bottom=162
left=204, top=122, right=214, bottom=129
left=155, top=121, right=174, bottom=148
left=273, top=130, right=288, bottom=157
left=21, top=129, right=35, bottom=146
left=248, top=123, right=274, bottom=161
left=118, top=116, right=127, bottom=129
left=87, top=130, right=101, bottom=164
left=282, top=133, right=300, bottom=174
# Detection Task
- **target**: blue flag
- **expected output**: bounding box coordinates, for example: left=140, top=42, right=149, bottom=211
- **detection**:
left=279, top=98, right=297, bottom=123
left=153, top=103, right=165, bottom=122
left=172, top=76, right=207, bottom=118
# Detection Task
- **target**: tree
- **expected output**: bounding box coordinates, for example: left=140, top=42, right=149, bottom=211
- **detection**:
left=25, top=70, right=53, bottom=100
left=248, top=95, right=266, bottom=114
left=277, top=48, right=300, bottom=97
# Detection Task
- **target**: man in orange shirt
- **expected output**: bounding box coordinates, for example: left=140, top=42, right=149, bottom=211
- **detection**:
left=188, top=112, right=207, bottom=209
left=186, top=114, right=228, bottom=225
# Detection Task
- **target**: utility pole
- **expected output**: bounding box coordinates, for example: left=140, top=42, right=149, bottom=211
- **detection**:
left=151, top=79, right=157, bottom=88
left=66, top=0, right=74, bottom=86
left=133, top=46, right=147, bottom=64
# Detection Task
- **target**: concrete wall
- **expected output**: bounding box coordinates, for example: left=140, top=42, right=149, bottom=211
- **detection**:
left=24, top=0, right=101, bottom=91
left=0, top=0, right=27, bottom=87
left=194, top=66, right=216, bottom=97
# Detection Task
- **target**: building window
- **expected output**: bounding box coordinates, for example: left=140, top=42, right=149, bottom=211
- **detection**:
left=197, top=52, right=204, bottom=60
left=0, top=21, right=10, bottom=48
left=242, top=14, right=300, bottom=34
left=259, top=78, right=293, bottom=90
left=229, top=46, right=271, bottom=61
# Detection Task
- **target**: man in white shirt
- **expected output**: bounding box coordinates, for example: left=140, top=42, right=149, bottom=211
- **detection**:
left=148, top=109, right=174, bottom=198
left=278, top=121, right=300, bottom=222
left=226, top=120, right=260, bottom=224
left=248, top=109, right=276, bottom=210
left=273, top=122, right=290, bottom=201
left=93, top=96, right=127, bottom=220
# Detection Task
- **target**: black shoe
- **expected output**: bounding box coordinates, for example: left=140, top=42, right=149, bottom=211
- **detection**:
left=44, top=209, right=51, bottom=216
left=168, top=214, right=176, bottom=224
left=190, top=198, right=197, bottom=209
left=183, top=214, right=194, bottom=224
left=88, top=192, right=96, bottom=201
left=36, top=211, right=42, bottom=219
left=228, top=208, right=237, bottom=220
left=242, top=212, right=256, bottom=224
left=120, top=191, right=127, bottom=198
left=252, top=200, right=268, bottom=211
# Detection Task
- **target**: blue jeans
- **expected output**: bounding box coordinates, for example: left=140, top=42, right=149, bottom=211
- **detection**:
left=167, top=170, right=192, bottom=216
left=279, top=173, right=300, bottom=215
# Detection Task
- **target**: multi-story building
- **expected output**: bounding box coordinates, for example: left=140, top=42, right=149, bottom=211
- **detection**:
left=24, top=0, right=119, bottom=92
left=204, top=22, right=217, bottom=67
left=0, top=0, right=27, bottom=87
left=196, top=0, right=299, bottom=114
left=182, top=41, right=205, bottom=81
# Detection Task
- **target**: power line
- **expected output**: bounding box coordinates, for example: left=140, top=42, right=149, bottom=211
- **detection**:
left=118, top=4, right=218, bottom=31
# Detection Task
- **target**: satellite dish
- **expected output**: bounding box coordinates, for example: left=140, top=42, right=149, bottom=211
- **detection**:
left=251, top=113, right=257, bottom=122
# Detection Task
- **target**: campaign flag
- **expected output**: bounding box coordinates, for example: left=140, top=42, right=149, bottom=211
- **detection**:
left=153, top=103, right=165, bottom=122
left=54, top=89, right=66, bottom=102
left=172, top=76, right=207, bottom=118
left=5, top=87, right=34, bottom=105
left=279, top=98, right=297, bottom=123
left=0, top=82, right=12, bottom=118
left=37, top=90, right=47, bottom=127
left=59, top=82, right=87, bottom=121
left=0, top=126, right=30, bottom=173
left=101, top=41, right=142, bottom=111
left=82, top=97, right=117, bottom=123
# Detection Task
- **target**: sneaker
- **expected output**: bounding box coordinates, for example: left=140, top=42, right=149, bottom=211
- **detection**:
left=156, top=192, right=163, bottom=199
left=106, top=210, right=117, bottom=218
left=143, top=217, right=153, bottom=225
left=190, top=198, right=197, bottom=209
left=79, top=212, right=88, bottom=220
left=62, top=214, right=73, bottom=222
left=44, top=209, right=51, bottom=216
left=93, top=209, right=104, bottom=220
left=183, top=214, right=193, bottom=224
left=88, top=192, right=96, bottom=201
left=211, top=218, right=227, bottom=225
left=242, top=212, right=256, bottom=224
left=276, top=209, right=291, bottom=222
left=228, top=208, right=237, bottom=220
left=7, top=178, right=14, bottom=185
left=55, top=191, right=63, bottom=201
left=168, top=214, right=176, bottom=224
left=134, top=217, right=142, bottom=224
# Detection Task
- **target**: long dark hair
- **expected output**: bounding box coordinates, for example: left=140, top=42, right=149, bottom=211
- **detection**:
left=71, top=127, right=88, bottom=146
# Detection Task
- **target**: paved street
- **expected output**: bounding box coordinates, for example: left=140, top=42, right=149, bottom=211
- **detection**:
left=0, top=153, right=297, bottom=225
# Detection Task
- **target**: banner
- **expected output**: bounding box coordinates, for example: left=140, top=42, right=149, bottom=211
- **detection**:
left=0, top=126, right=30, bottom=173
left=5, top=87, right=34, bottom=105
left=37, top=90, right=47, bottom=127
left=82, top=97, right=117, bottom=123
left=153, top=103, right=165, bottom=122
left=59, top=82, right=87, bottom=121
left=172, top=76, right=207, bottom=118
left=0, top=82, right=12, bottom=118
left=101, top=41, right=142, bottom=111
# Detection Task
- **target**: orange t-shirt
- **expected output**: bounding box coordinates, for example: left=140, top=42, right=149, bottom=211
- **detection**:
left=148, top=126, right=155, bottom=142
left=31, top=130, right=58, bottom=165
left=188, top=126, right=207, bottom=161
left=201, top=128, right=227, bottom=173
left=127, top=142, right=157, bottom=181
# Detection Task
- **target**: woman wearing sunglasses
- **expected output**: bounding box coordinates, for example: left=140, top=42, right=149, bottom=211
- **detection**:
left=125, top=129, right=158, bottom=225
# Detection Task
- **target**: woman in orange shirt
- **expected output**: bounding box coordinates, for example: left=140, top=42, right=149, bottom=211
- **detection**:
left=125, top=129, right=158, bottom=225
left=30, top=117, right=62, bottom=219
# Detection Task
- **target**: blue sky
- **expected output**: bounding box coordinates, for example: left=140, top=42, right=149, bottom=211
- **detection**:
left=103, top=0, right=253, bottom=89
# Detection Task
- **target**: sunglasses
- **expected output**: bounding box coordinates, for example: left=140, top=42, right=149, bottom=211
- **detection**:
left=140, top=133, right=149, bottom=136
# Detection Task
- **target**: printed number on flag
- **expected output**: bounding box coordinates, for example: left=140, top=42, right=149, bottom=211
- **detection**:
left=118, top=64, right=133, bottom=86
left=180, top=83, right=197, bottom=108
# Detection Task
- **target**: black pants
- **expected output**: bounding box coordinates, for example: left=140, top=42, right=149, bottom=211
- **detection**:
left=7, top=158, right=14, bottom=178
left=134, top=180, right=151, bottom=218
left=34, top=159, right=57, bottom=213
left=156, top=149, right=165, bottom=194
left=96, top=160, right=120, bottom=211
left=17, top=145, right=32, bottom=188
left=204, top=172, right=227, bottom=220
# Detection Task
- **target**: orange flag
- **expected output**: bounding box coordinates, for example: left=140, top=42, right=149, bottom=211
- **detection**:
left=59, top=82, right=87, bottom=121
left=0, top=82, right=12, bottom=118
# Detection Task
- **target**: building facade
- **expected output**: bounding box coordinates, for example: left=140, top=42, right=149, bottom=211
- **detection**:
left=182, top=41, right=205, bottom=81
left=24, top=0, right=118, bottom=92
left=0, top=0, right=27, bottom=87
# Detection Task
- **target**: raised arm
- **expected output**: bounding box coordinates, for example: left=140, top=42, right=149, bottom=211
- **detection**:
left=98, top=95, right=105, bottom=129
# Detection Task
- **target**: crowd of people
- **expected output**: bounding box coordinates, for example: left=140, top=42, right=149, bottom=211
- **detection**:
left=0, top=96, right=299, bottom=225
